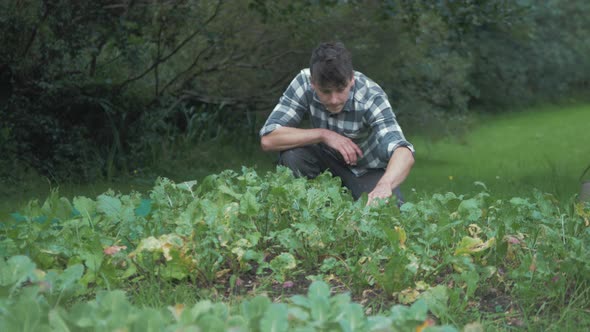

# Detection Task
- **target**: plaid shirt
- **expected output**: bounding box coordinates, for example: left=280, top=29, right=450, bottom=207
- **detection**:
left=260, top=68, right=414, bottom=176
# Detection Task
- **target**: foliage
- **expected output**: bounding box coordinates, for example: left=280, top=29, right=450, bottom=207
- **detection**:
left=0, top=255, right=459, bottom=331
left=0, top=0, right=303, bottom=179
left=1, top=167, right=589, bottom=329
left=1, top=0, right=589, bottom=180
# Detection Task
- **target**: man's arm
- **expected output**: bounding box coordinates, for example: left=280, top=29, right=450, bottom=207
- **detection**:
left=367, top=146, right=414, bottom=205
left=260, top=127, right=324, bottom=151
left=261, top=127, right=363, bottom=165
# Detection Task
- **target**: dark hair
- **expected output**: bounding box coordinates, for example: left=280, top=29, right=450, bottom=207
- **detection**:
left=310, top=42, right=353, bottom=88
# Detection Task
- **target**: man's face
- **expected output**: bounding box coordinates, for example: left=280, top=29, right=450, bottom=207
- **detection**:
left=311, top=77, right=354, bottom=114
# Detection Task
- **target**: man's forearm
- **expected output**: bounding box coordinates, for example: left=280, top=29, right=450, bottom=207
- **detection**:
left=260, top=127, right=327, bottom=152
left=377, top=147, right=415, bottom=190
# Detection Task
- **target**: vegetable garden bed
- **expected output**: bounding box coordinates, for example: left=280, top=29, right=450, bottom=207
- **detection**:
left=1, top=167, right=589, bottom=331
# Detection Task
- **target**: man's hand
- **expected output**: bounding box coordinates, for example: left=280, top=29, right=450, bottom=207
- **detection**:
left=366, top=147, right=414, bottom=206
left=322, top=130, right=363, bottom=165
left=367, top=182, right=393, bottom=206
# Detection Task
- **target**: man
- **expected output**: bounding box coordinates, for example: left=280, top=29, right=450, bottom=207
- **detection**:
left=259, top=42, right=414, bottom=205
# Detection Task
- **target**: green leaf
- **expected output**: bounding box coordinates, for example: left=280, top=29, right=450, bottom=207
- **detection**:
left=73, top=196, right=96, bottom=218
left=96, top=194, right=122, bottom=218
left=239, top=191, right=260, bottom=215
left=260, top=303, right=289, bottom=332
left=337, top=303, right=366, bottom=332
left=289, top=295, right=310, bottom=308
left=133, top=308, right=166, bottom=332
left=219, top=185, right=242, bottom=200
left=367, top=316, right=393, bottom=330
left=55, top=264, right=84, bottom=292
left=309, top=296, right=330, bottom=324
left=10, top=212, right=27, bottom=222
left=307, top=281, right=331, bottom=299
left=2, top=289, right=47, bottom=331
left=135, top=199, right=152, bottom=217
left=0, top=255, right=37, bottom=287
left=48, top=308, right=71, bottom=332
left=241, top=296, right=270, bottom=321
left=418, top=285, right=449, bottom=318
left=509, top=197, right=530, bottom=207
left=79, top=251, right=103, bottom=273
left=457, top=198, right=482, bottom=222
left=196, top=313, right=226, bottom=331
left=287, top=306, right=309, bottom=321
left=185, top=300, right=214, bottom=321
left=460, top=269, right=480, bottom=299
left=390, top=299, right=428, bottom=324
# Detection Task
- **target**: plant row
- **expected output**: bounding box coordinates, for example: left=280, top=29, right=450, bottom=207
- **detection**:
left=1, top=167, right=589, bottom=327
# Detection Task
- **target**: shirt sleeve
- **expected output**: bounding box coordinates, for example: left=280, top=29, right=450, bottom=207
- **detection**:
left=259, top=71, right=310, bottom=137
left=364, top=95, right=414, bottom=161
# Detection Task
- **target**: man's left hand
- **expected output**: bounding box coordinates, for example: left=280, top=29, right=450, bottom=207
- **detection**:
left=367, top=182, right=392, bottom=206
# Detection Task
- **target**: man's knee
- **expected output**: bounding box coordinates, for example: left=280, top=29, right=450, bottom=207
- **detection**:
left=278, top=147, right=321, bottom=178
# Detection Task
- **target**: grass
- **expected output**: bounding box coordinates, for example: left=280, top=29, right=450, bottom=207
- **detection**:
left=404, top=103, right=590, bottom=200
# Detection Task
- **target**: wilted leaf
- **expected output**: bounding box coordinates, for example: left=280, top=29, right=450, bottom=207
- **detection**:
left=103, top=245, right=127, bottom=256
left=416, top=317, right=435, bottom=332
left=270, top=253, right=297, bottom=272
left=454, top=236, right=496, bottom=256
left=396, top=288, right=420, bottom=304
left=394, top=226, right=407, bottom=249
left=168, top=303, right=185, bottom=321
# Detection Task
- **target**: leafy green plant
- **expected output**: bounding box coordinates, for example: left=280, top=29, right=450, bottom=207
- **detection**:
left=1, top=167, right=589, bottom=330
left=1, top=255, right=461, bottom=331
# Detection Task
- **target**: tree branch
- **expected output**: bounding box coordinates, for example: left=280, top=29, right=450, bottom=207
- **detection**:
left=116, top=0, right=222, bottom=92
left=159, top=43, right=215, bottom=95
left=21, top=0, right=51, bottom=59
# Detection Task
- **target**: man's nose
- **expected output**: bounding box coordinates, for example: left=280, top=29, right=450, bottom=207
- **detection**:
left=329, top=93, right=339, bottom=104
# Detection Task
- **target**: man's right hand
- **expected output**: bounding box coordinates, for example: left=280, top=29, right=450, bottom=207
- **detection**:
left=321, top=130, right=363, bottom=165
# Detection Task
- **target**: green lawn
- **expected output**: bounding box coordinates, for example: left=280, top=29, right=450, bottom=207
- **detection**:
left=404, top=104, right=590, bottom=200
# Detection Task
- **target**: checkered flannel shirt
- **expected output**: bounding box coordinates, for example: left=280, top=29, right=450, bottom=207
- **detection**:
left=260, top=68, right=414, bottom=176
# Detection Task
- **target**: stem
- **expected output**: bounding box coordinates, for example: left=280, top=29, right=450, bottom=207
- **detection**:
left=580, top=164, right=590, bottom=182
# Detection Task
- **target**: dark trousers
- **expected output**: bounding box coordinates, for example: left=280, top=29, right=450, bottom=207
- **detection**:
left=278, top=144, right=403, bottom=203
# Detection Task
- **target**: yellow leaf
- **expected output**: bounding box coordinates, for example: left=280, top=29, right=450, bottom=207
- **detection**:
left=463, top=322, right=485, bottom=332
left=168, top=303, right=185, bottom=321
left=396, top=288, right=420, bottom=304
left=454, top=236, right=496, bottom=256
left=216, top=269, right=231, bottom=279
left=416, top=318, right=435, bottom=332
left=468, top=224, right=482, bottom=237
left=394, top=226, right=407, bottom=249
